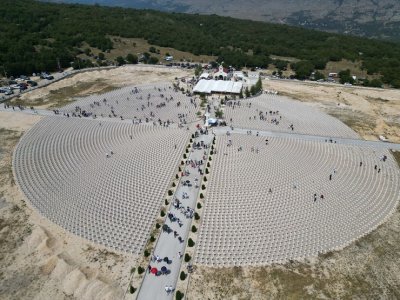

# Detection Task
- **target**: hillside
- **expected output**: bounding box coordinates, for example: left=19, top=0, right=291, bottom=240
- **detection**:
left=42, top=0, right=400, bottom=41
left=2, top=0, right=400, bottom=88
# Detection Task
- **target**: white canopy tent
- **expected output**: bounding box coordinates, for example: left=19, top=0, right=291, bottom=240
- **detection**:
left=193, top=79, right=243, bottom=94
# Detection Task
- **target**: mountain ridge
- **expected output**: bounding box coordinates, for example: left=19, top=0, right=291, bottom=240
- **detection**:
left=41, top=0, right=400, bottom=41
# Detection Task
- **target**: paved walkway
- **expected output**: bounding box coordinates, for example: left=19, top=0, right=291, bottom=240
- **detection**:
left=213, top=126, right=400, bottom=151
left=135, top=129, right=213, bottom=300
left=2, top=106, right=399, bottom=151
left=0, top=106, right=201, bottom=129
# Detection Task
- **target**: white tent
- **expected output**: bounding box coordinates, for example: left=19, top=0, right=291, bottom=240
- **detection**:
left=193, top=79, right=242, bottom=94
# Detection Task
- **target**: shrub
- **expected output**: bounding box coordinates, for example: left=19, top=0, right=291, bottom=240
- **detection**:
left=144, top=249, right=150, bottom=257
left=191, top=134, right=195, bottom=138
left=161, top=210, right=166, bottom=217
left=191, top=225, right=197, bottom=233
left=176, top=174, right=179, bottom=179
left=183, top=153, right=187, bottom=159
left=181, top=160, right=184, bottom=165
left=190, top=138, right=193, bottom=142
left=202, top=184, right=206, bottom=190
left=180, top=271, right=187, bottom=280
left=150, top=235, right=156, bottom=242
left=200, top=193, right=204, bottom=199
left=184, top=253, right=192, bottom=262
left=209, top=156, right=212, bottom=161
left=203, top=176, right=207, bottom=182
left=207, top=162, right=210, bottom=168
left=197, top=202, right=202, bottom=209
left=179, top=166, right=182, bottom=172
left=138, top=266, right=145, bottom=274
left=130, top=285, right=136, bottom=294
left=176, top=291, right=184, bottom=300
left=165, top=199, right=169, bottom=205
left=188, top=238, right=195, bottom=247
left=195, top=212, right=200, bottom=220
left=186, top=148, right=189, bottom=153
left=172, top=182, right=176, bottom=187
left=168, top=190, right=173, bottom=196
left=156, top=223, right=161, bottom=229
left=130, top=267, right=136, bottom=274
left=205, top=168, right=209, bottom=174
left=210, top=151, right=213, bottom=155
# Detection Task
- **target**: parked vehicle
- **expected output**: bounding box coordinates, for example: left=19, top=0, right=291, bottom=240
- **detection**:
left=18, top=83, right=28, bottom=90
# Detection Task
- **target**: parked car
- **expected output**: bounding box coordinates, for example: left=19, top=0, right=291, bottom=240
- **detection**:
left=40, top=72, right=49, bottom=79
left=18, top=83, right=28, bottom=90
left=27, top=80, right=38, bottom=86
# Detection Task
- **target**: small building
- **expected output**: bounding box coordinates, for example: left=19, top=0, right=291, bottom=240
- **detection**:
left=214, top=65, right=229, bottom=80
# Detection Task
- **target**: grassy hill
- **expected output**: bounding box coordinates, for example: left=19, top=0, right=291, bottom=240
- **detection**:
left=1, top=0, right=400, bottom=88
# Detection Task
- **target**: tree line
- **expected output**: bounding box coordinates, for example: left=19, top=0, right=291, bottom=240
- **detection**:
left=1, top=0, right=400, bottom=88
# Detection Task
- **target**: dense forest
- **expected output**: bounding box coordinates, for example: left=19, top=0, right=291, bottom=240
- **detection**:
left=1, top=0, right=400, bottom=87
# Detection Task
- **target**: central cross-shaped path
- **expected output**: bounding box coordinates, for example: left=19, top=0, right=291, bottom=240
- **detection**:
left=136, top=128, right=213, bottom=300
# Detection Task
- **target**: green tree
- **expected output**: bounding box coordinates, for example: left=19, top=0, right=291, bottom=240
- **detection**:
left=215, top=109, right=223, bottom=118
left=273, top=59, right=288, bottom=71
left=149, top=56, right=159, bottom=65
left=176, top=291, right=184, bottom=300
left=180, top=271, right=187, bottom=280
left=314, top=71, right=325, bottom=81
left=126, top=53, right=138, bottom=64
left=254, top=77, right=262, bottom=93
left=239, top=89, right=244, bottom=99
left=245, top=87, right=250, bottom=97
left=363, top=78, right=383, bottom=88
left=338, top=69, right=355, bottom=84
left=188, top=238, right=195, bottom=247
left=195, top=65, right=202, bottom=77
left=116, top=56, right=126, bottom=66
left=292, top=60, right=314, bottom=80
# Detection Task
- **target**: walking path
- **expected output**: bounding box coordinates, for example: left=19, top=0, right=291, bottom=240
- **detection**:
left=136, top=129, right=213, bottom=300
left=2, top=105, right=399, bottom=151
left=213, top=126, right=400, bottom=151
